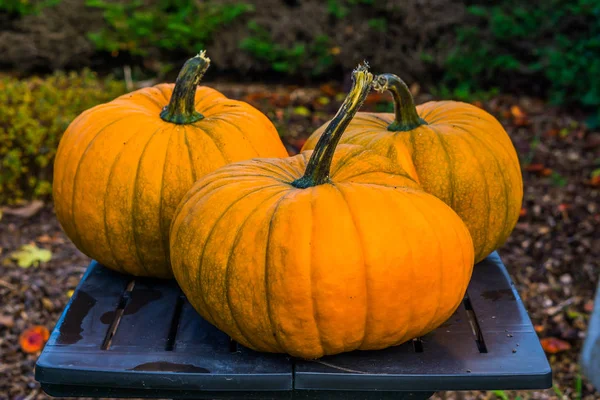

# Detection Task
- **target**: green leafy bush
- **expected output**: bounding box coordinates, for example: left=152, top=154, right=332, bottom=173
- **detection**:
left=440, top=0, right=600, bottom=123
left=0, top=0, right=60, bottom=16
left=85, top=0, right=253, bottom=56
left=240, top=21, right=334, bottom=76
left=0, top=70, right=126, bottom=204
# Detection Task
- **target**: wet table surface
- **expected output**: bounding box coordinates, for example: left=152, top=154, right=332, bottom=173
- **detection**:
left=35, top=252, right=551, bottom=399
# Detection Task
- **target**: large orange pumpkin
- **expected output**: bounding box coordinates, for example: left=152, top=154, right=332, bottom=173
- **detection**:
left=303, top=73, right=523, bottom=262
left=170, top=65, right=474, bottom=358
left=53, top=52, right=287, bottom=278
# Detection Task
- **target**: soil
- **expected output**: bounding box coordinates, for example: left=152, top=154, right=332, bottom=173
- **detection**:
left=0, top=82, right=598, bottom=400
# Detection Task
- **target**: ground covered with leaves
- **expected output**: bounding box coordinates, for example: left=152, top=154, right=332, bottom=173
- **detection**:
left=0, top=82, right=598, bottom=400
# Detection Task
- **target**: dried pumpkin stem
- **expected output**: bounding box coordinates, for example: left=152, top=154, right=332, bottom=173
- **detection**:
left=160, top=51, right=210, bottom=124
left=373, top=73, right=427, bottom=132
left=292, top=64, right=374, bottom=189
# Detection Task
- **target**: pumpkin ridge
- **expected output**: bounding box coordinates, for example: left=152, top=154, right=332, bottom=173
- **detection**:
left=403, top=192, right=446, bottom=334
left=264, top=189, right=299, bottom=353
left=192, top=121, right=231, bottom=164
left=102, top=122, right=152, bottom=273
left=225, top=188, right=291, bottom=351
left=157, top=130, right=174, bottom=269
left=70, top=115, right=133, bottom=257
left=255, top=160, right=298, bottom=182
left=197, top=183, right=286, bottom=326
left=449, top=128, right=492, bottom=259
left=426, top=124, right=457, bottom=207
left=307, top=189, right=326, bottom=355
left=137, top=90, right=166, bottom=110
left=182, top=126, right=197, bottom=182
left=453, top=124, right=513, bottom=254
left=330, top=183, right=368, bottom=351
left=131, top=126, right=165, bottom=276
left=208, top=116, right=262, bottom=156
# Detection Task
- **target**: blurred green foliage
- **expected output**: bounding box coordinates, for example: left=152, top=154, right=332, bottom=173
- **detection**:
left=85, top=0, right=253, bottom=56
left=438, top=0, right=600, bottom=123
left=0, top=70, right=126, bottom=204
left=240, top=22, right=334, bottom=76
left=0, top=0, right=59, bottom=16
left=326, top=0, right=374, bottom=19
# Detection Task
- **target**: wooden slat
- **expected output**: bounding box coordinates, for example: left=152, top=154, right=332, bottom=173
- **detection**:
left=50, top=262, right=130, bottom=348
left=109, top=278, right=181, bottom=351
left=468, top=253, right=533, bottom=332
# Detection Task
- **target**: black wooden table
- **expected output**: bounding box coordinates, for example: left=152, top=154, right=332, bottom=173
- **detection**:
left=35, top=252, right=551, bottom=399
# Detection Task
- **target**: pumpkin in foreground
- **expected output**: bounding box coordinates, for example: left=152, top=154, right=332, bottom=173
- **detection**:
left=53, top=51, right=288, bottom=278
left=170, top=65, right=474, bottom=358
left=302, top=73, right=523, bottom=263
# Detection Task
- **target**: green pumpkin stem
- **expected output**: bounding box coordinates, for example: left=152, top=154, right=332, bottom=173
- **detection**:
left=160, top=51, right=210, bottom=124
left=373, top=73, right=427, bottom=132
left=292, top=64, right=374, bottom=189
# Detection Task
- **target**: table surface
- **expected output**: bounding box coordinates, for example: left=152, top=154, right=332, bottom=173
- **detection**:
left=35, top=252, right=552, bottom=399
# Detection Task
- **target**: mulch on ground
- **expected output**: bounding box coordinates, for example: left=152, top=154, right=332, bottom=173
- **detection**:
left=0, top=81, right=598, bottom=400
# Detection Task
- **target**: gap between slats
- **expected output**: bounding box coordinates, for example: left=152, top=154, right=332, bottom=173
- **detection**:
left=101, top=283, right=241, bottom=353
left=464, top=292, right=488, bottom=353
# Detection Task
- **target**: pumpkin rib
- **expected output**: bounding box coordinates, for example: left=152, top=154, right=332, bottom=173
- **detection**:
left=253, top=159, right=298, bottom=182
left=225, top=187, right=290, bottom=351
left=102, top=123, right=151, bottom=273
left=307, top=189, right=326, bottom=355
left=157, top=130, right=175, bottom=268
left=208, top=116, right=262, bottom=156
left=450, top=128, right=492, bottom=258
left=403, top=192, right=446, bottom=334
left=192, top=121, right=232, bottom=164
left=264, top=190, right=300, bottom=353
left=331, top=183, right=369, bottom=351
left=453, top=124, right=513, bottom=253
left=70, top=115, right=133, bottom=257
left=196, top=183, right=285, bottom=326
left=130, top=126, right=165, bottom=276
left=425, top=124, right=457, bottom=207
left=182, top=126, right=197, bottom=182
left=137, top=90, right=166, bottom=111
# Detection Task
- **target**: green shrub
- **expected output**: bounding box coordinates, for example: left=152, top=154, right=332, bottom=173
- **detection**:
left=240, top=21, right=334, bottom=76
left=439, top=0, right=600, bottom=123
left=0, top=70, right=126, bottom=204
left=85, top=0, right=253, bottom=56
left=0, top=0, right=60, bottom=16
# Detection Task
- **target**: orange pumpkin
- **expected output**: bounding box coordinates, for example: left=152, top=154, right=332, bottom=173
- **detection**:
left=170, top=65, right=474, bottom=358
left=303, top=73, right=523, bottom=262
left=53, top=52, right=287, bottom=278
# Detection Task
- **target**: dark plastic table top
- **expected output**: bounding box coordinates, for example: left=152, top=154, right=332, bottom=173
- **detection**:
left=35, top=252, right=552, bottom=399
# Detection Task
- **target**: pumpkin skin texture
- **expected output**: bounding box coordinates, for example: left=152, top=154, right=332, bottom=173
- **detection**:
left=53, top=52, right=287, bottom=278
left=303, top=74, right=523, bottom=262
left=170, top=66, right=474, bottom=358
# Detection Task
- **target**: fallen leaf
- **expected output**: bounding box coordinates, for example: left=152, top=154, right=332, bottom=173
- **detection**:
left=1, top=200, right=44, bottom=219
left=525, top=163, right=545, bottom=172
left=329, top=46, right=341, bottom=55
left=66, top=290, right=75, bottom=298
left=541, top=168, right=553, bottom=177
left=42, top=298, right=54, bottom=311
left=0, top=315, right=14, bottom=328
left=511, top=105, right=525, bottom=119
left=519, top=208, right=527, bottom=217
left=9, top=244, right=52, bottom=268
left=319, top=83, right=338, bottom=97
left=540, top=337, right=571, bottom=354
left=584, top=300, right=594, bottom=313
left=534, top=325, right=545, bottom=333
left=293, top=106, right=311, bottom=117
left=19, top=325, right=50, bottom=354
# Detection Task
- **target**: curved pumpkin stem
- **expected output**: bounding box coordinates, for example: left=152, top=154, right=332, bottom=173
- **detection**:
left=373, top=73, right=427, bottom=132
left=160, top=51, right=210, bottom=124
left=292, top=64, right=374, bottom=189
